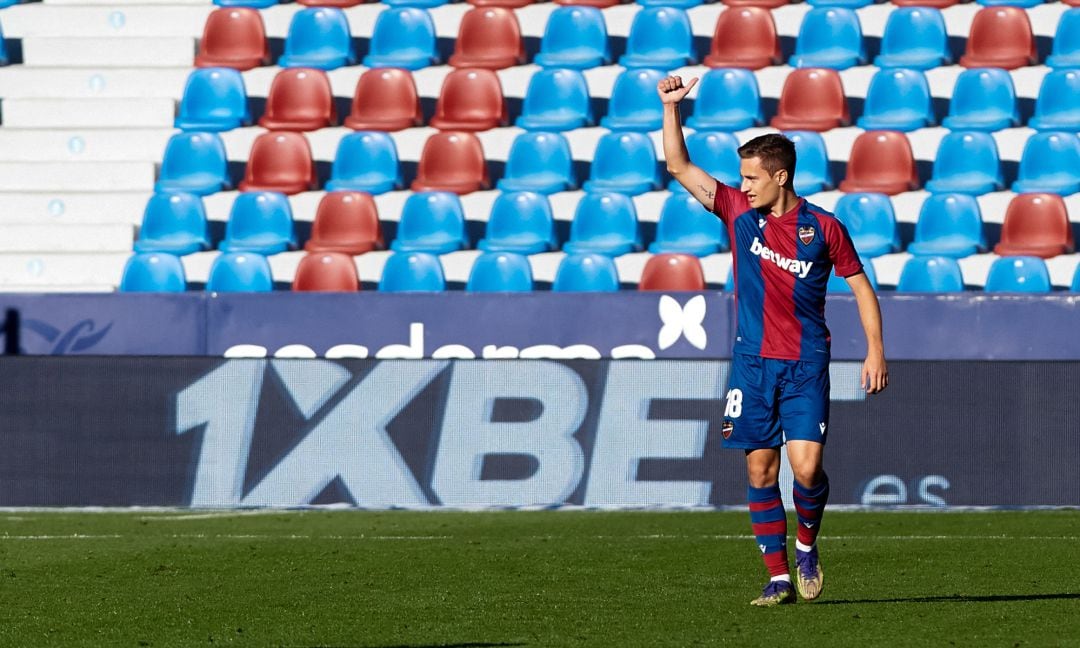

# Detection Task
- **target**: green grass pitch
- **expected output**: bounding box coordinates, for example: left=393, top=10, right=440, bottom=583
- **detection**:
left=0, top=510, right=1077, bottom=647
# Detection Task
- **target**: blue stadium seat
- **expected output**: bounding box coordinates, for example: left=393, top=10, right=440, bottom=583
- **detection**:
left=155, top=132, right=230, bottom=196
left=1046, top=8, right=1080, bottom=69
left=119, top=252, right=187, bottom=293
left=874, top=7, right=951, bottom=70
left=378, top=251, right=447, bottom=292
left=790, top=7, right=867, bottom=70
left=826, top=257, right=878, bottom=292
left=1012, top=132, right=1080, bottom=195
left=686, top=68, right=764, bottom=132
left=325, top=131, right=402, bottom=194
left=648, top=192, right=729, bottom=256
left=466, top=251, right=534, bottom=292
left=516, top=68, right=593, bottom=131
left=391, top=191, right=468, bottom=254
left=1071, top=265, right=1080, bottom=292
left=534, top=6, right=611, bottom=70
left=668, top=131, right=740, bottom=191
left=563, top=192, right=642, bottom=257
left=477, top=191, right=557, bottom=255
left=600, top=68, right=665, bottom=132
left=907, top=193, right=986, bottom=258
left=856, top=68, right=934, bottom=132
left=984, top=256, right=1052, bottom=293
left=786, top=130, right=833, bottom=195
left=279, top=7, right=356, bottom=70
left=175, top=68, right=251, bottom=132
left=219, top=191, right=297, bottom=255
left=213, top=0, right=277, bottom=8
left=552, top=253, right=621, bottom=292
left=582, top=132, right=660, bottom=195
left=941, top=68, right=1020, bottom=132
left=134, top=192, right=210, bottom=256
left=1028, top=70, right=1080, bottom=131
left=206, top=252, right=275, bottom=292
left=832, top=193, right=900, bottom=258
left=497, top=132, right=575, bottom=195
left=362, top=7, right=438, bottom=70
left=897, top=255, right=965, bottom=292
left=0, top=21, right=8, bottom=67
left=619, top=7, right=695, bottom=69
left=924, top=131, right=1004, bottom=195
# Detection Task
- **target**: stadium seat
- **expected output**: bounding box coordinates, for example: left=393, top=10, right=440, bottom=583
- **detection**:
left=826, top=257, right=878, bottom=293
left=362, top=8, right=438, bottom=70
left=983, top=256, right=1052, bottom=292
left=552, top=253, right=621, bottom=292
left=466, top=252, right=534, bottom=292
left=378, top=252, right=447, bottom=292
left=790, top=7, right=867, bottom=70
left=206, top=252, right=275, bottom=292
left=896, top=256, right=965, bottom=292
left=155, top=132, right=230, bottom=196
left=428, top=68, right=508, bottom=132
left=838, top=131, right=918, bottom=195
left=648, top=192, right=730, bottom=256
left=619, top=7, right=695, bottom=69
left=638, top=253, right=706, bottom=291
left=0, top=22, right=8, bottom=67
left=516, top=68, right=594, bottom=131
left=134, top=192, right=210, bottom=256
left=873, top=6, right=950, bottom=70
left=941, top=68, right=1020, bottom=132
left=924, top=131, right=1004, bottom=196
left=325, top=131, right=402, bottom=194
left=477, top=191, right=557, bottom=255
left=497, top=131, right=576, bottom=194
left=258, top=68, right=336, bottom=131
left=534, top=6, right=611, bottom=69
left=1071, top=266, right=1080, bottom=292
left=1012, top=132, right=1080, bottom=195
left=600, top=68, right=666, bottom=132
left=1028, top=70, right=1080, bottom=132
left=305, top=191, right=384, bottom=254
left=175, top=68, right=251, bottom=132
left=239, top=131, right=316, bottom=195
left=410, top=131, right=490, bottom=194
left=196, top=8, right=270, bottom=71
left=668, top=131, right=740, bottom=191
left=856, top=68, right=934, bottom=132
left=278, top=7, right=357, bottom=70
left=703, top=6, right=782, bottom=70
left=344, top=68, right=422, bottom=132
left=582, top=132, right=661, bottom=195
left=219, top=191, right=297, bottom=255
left=770, top=68, right=850, bottom=131
left=959, top=6, right=1037, bottom=69
left=1046, top=9, right=1080, bottom=69
left=786, top=130, right=833, bottom=195
left=994, top=193, right=1074, bottom=258
left=448, top=7, right=525, bottom=69
left=907, top=193, right=986, bottom=258
left=391, top=191, right=469, bottom=254
left=686, top=68, right=764, bottom=131
left=292, top=252, right=360, bottom=292
left=119, top=253, right=188, bottom=293
left=832, top=193, right=900, bottom=258
left=563, top=192, right=642, bottom=257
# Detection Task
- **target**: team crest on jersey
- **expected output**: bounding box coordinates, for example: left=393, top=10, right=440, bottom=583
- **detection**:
left=722, top=420, right=735, bottom=439
left=798, top=226, right=816, bottom=245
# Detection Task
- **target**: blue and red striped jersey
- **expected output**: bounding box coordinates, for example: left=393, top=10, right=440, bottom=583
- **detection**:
left=713, top=181, right=862, bottom=362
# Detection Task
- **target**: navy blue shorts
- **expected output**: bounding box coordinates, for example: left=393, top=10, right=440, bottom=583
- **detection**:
left=721, top=353, right=830, bottom=450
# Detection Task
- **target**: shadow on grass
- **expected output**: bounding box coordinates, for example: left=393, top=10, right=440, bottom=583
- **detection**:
left=817, top=593, right=1080, bottom=605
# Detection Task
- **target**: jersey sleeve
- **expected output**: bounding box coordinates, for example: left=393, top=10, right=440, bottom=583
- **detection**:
left=711, top=182, right=749, bottom=225
left=825, top=218, right=864, bottom=278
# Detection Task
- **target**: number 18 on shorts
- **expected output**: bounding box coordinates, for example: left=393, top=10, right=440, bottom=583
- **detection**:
left=721, top=353, right=830, bottom=450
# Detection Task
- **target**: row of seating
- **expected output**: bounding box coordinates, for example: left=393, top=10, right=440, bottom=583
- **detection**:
left=205, top=0, right=1077, bottom=9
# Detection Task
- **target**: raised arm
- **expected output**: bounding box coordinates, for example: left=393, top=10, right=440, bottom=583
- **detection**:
left=846, top=272, right=888, bottom=394
left=658, top=76, right=720, bottom=211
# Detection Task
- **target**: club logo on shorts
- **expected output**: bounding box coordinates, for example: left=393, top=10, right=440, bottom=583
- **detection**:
left=799, top=226, right=816, bottom=245
left=722, top=420, right=734, bottom=439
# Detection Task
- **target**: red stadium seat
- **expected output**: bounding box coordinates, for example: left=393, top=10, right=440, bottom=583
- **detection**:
left=838, top=131, right=919, bottom=195
left=704, top=7, right=782, bottom=70
left=292, top=252, right=361, bottom=292
left=411, top=131, right=490, bottom=194
left=343, top=68, right=422, bottom=132
left=638, top=254, right=706, bottom=291
left=305, top=191, right=384, bottom=255
left=258, top=68, right=336, bottom=131
left=993, top=193, right=1074, bottom=259
left=770, top=68, right=850, bottom=132
left=469, top=0, right=535, bottom=7
left=428, top=68, right=508, bottom=132
left=239, top=131, right=317, bottom=195
left=960, top=6, right=1037, bottom=70
left=448, top=7, right=526, bottom=69
left=721, top=0, right=790, bottom=9
left=195, top=8, right=269, bottom=71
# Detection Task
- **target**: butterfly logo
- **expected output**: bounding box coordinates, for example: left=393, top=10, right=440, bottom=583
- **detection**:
left=657, top=295, right=707, bottom=350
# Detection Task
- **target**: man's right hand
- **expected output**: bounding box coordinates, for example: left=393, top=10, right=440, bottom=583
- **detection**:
left=657, top=75, right=699, bottom=105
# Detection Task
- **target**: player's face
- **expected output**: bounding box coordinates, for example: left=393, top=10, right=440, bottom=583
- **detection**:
left=739, top=156, right=784, bottom=212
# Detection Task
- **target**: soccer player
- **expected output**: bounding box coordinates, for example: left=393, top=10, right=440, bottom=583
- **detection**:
left=658, top=75, right=889, bottom=606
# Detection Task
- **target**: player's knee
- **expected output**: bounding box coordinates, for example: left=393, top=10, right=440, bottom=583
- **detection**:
left=792, top=465, right=824, bottom=489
